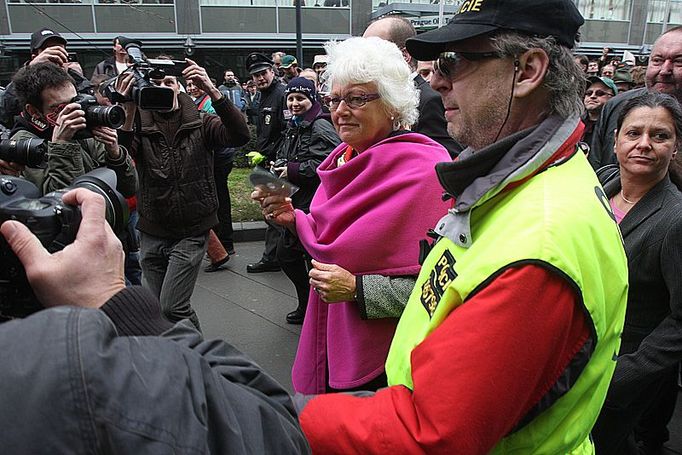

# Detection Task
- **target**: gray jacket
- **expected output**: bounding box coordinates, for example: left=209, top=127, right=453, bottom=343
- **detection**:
left=0, top=286, right=310, bottom=454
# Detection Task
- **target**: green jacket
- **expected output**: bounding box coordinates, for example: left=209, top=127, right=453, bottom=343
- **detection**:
left=11, top=128, right=137, bottom=198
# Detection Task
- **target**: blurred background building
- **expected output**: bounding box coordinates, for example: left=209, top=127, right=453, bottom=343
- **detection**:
left=0, top=0, right=679, bottom=83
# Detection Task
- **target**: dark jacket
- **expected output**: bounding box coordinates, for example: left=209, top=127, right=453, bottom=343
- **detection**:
left=91, top=56, right=119, bottom=80
left=413, top=74, right=462, bottom=158
left=588, top=87, right=646, bottom=170
left=245, top=90, right=261, bottom=125
left=126, top=92, right=249, bottom=239
left=256, top=80, right=287, bottom=161
left=0, top=286, right=310, bottom=454
left=599, top=167, right=682, bottom=405
left=276, top=103, right=340, bottom=212
left=10, top=112, right=137, bottom=197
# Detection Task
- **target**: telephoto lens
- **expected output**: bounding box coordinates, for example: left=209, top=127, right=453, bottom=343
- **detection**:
left=72, top=94, right=126, bottom=130
left=0, top=138, right=47, bottom=167
left=84, top=104, right=126, bottom=129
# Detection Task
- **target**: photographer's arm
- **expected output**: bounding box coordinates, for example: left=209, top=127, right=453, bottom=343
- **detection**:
left=182, top=59, right=249, bottom=148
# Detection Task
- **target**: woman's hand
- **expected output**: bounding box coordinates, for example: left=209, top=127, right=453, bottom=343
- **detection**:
left=309, top=260, right=356, bottom=303
left=251, top=188, right=296, bottom=227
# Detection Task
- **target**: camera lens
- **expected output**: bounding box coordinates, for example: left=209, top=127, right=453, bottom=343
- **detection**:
left=84, top=105, right=126, bottom=129
left=0, top=138, right=47, bottom=168
left=71, top=168, right=128, bottom=234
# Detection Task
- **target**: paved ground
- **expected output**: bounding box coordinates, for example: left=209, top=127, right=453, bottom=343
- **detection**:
left=193, top=240, right=681, bottom=453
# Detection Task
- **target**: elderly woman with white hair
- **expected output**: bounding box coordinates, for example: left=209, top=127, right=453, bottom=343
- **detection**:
left=254, top=36, right=451, bottom=394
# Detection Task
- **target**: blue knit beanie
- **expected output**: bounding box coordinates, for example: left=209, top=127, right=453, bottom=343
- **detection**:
left=285, top=77, right=316, bottom=103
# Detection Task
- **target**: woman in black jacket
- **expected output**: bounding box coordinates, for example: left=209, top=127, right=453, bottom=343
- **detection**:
left=273, top=77, right=340, bottom=324
left=593, top=92, right=682, bottom=454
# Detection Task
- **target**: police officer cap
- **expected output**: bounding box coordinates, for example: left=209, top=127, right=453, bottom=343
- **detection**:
left=246, top=53, right=275, bottom=75
left=406, top=0, right=584, bottom=61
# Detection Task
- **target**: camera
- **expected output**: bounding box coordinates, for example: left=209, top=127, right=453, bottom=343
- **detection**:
left=0, top=168, right=128, bottom=321
left=0, top=138, right=47, bottom=167
left=101, top=39, right=187, bottom=111
left=71, top=94, right=126, bottom=139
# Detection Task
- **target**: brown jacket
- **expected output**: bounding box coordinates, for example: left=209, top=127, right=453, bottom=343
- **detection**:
left=125, top=92, right=248, bottom=239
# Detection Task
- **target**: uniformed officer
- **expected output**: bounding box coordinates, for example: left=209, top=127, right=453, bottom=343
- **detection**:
left=246, top=52, right=288, bottom=273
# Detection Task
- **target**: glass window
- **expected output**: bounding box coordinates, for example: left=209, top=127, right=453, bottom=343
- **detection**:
left=200, top=0, right=347, bottom=6
left=373, top=0, right=458, bottom=11
left=648, top=0, right=682, bottom=24
left=576, top=0, right=631, bottom=21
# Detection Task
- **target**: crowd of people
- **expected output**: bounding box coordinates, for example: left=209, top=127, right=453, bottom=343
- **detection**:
left=0, top=0, right=680, bottom=453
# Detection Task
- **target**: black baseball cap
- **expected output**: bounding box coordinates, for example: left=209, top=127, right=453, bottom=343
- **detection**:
left=406, top=0, right=584, bottom=61
left=30, top=28, right=67, bottom=52
left=246, top=52, right=275, bottom=75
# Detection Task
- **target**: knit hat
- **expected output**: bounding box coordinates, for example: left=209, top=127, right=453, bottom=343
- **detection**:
left=285, top=77, right=316, bottom=103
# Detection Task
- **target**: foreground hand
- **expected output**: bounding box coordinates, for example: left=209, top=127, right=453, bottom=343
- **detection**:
left=309, top=260, right=356, bottom=303
left=0, top=159, right=24, bottom=176
left=91, top=126, right=120, bottom=158
left=251, top=188, right=296, bottom=227
left=0, top=189, right=125, bottom=309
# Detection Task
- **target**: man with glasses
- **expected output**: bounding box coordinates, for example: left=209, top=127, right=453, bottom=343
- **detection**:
left=589, top=26, right=682, bottom=170
left=296, top=1, right=628, bottom=453
left=364, top=16, right=462, bottom=157
left=582, top=76, right=617, bottom=148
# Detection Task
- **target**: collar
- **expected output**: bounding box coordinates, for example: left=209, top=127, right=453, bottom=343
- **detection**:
left=434, top=115, right=583, bottom=248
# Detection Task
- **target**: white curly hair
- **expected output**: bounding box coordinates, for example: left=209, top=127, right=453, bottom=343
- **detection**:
left=324, top=36, right=419, bottom=128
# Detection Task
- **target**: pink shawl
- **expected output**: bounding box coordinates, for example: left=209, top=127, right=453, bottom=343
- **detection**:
left=292, top=132, right=452, bottom=393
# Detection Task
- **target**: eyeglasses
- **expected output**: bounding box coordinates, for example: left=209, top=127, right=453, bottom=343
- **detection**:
left=585, top=89, right=613, bottom=97
left=323, top=92, right=381, bottom=110
left=434, top=51, right=502, bottom=79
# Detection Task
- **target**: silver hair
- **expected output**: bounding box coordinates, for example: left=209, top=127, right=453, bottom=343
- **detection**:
left=490, top=32, right=584, bottom=119
left=324, top=37, right=419, bottom=127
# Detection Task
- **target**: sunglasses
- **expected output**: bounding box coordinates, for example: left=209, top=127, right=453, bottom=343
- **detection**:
left=323, top=92, right=380, bottom=110
left=435, top=51, right=502, bottom=79
left=585, top=89, right=613, bottom=97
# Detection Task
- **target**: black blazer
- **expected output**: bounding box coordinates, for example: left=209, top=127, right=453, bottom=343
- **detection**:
left=600, top=168, right=682, bottom=403
left=412, top=75, right=462, bottom=158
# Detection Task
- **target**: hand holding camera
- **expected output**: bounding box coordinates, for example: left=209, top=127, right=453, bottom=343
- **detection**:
left=1, top=187, right=125, bottom=311
left=51, top=102, right=87, bottom=143
left=29, top=46, right=68, bottom=67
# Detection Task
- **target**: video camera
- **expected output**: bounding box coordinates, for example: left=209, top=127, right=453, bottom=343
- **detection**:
left=0, top=168, right=128, bottom=321
left=102, top=38, right=187, bottom=111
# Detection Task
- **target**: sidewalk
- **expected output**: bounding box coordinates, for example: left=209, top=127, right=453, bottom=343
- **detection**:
left=193, top=240, right=682, bottom=454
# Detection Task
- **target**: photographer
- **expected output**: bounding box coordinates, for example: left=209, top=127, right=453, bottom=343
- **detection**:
left=0, top=28, right=93, bottom=129
left=0, top=188, right=309, bottom=453
left=116, top=57, right=249, bottom=330
left=7, top=63, right=136, bottom=198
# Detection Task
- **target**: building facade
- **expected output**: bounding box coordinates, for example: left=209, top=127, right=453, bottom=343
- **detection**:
left=0, top=0, right=680, bottom=83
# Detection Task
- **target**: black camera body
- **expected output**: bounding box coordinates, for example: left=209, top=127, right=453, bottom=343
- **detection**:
left=71, top=94, right=126, bottom=139
left=101, top=39, right=186, bottom=112
left=0, top=168, right=128, bottom=321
